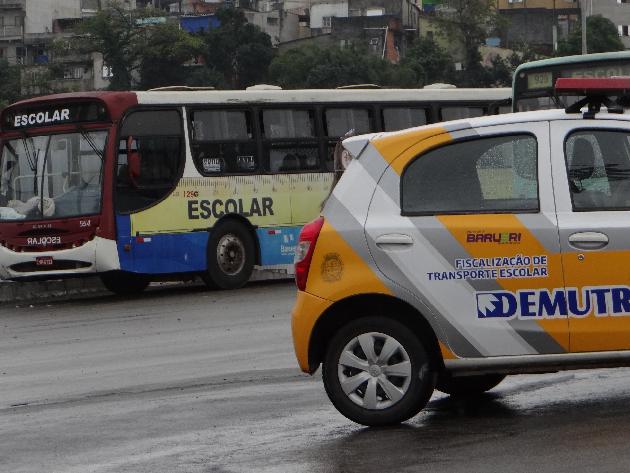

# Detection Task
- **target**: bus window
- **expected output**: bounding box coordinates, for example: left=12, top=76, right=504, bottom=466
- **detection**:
left=262, top=109, right=319, bottom=173
left=325, top=108, right=373, bottom=171
left=325, top=108, right=372, bottom=137
left=440, top=106, right=485, bottom=121
left=190, top=110, right=257, bottom=174
left=382, top=108, right=427, bottom=131
left=116, top=109, right=183, bottom=213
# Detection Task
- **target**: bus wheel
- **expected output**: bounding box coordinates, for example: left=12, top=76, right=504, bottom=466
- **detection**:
left=100, top=271, right=150, bottom=295
left=436, top=373, right=506, bottom=397
left=322, top=317, right=435, bottom=427
left=204, top=220, right=255, bottom=290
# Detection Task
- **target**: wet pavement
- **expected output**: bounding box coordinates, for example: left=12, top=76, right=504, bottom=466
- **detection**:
left=2, top=281, right=630, bottom=473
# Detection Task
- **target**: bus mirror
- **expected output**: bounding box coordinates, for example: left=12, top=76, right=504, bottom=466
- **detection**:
left=126, top=136, right=141, bottom=186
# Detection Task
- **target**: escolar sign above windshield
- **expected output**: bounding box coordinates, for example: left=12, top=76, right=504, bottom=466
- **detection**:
left=1, top=101, right=110, bottom=131
left=13, top=109, right=70, bottom=128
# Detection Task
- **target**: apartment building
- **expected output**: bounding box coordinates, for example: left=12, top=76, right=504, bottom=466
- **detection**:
left=0, top=0, right=139, bottom=95
left=589, top=0, right=630, bottom=49
left=497, top=0, right=580, bottom=53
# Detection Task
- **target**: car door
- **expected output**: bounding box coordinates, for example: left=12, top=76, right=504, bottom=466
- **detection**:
left=550, top=120, right=630, bottom=352
left=364, top=122, right=568, bottom=358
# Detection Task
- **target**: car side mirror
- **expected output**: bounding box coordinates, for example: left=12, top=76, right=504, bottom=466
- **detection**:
left=126, top=136, right=141, bottom=186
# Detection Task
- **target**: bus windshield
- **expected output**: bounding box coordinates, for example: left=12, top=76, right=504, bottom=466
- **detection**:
left=512, top=52, right=630, bottom=112
left=0, top=130, right=107, bottom=221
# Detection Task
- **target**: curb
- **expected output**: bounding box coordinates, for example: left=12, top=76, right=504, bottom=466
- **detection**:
left=0, top=277, right=108, bottom=304
left=0, top=268, right=293, bottom=304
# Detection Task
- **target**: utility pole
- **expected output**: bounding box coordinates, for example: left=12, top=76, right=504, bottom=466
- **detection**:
left=580, top=0, right=587, bottom=54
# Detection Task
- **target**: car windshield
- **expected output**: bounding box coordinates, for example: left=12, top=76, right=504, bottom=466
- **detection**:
left=516, top=94, right=581, bottom=112
left=0, top=130, right=107, bottom=221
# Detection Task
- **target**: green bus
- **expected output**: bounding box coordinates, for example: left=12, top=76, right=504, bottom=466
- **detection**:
left=513, top=51, right=630, bottom=112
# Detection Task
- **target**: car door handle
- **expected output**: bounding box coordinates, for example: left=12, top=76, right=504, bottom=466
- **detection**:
left=568, top=232, right=609, bottom=250
left=375, top=234, right=414, bottom=247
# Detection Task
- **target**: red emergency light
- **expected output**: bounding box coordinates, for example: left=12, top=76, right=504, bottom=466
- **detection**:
left=554, top=77, right=630, bottom=116
left=555, top=77, right=630, bottom=95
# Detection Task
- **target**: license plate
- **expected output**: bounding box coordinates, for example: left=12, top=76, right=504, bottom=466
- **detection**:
left=35, top=256, right=54, bottom=266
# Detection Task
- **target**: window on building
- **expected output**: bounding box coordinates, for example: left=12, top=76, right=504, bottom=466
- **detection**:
left=267, top=17, right=278, bottom=26
left=63, top=67, right=83, bottom=80
left=401, top=134, right=539, bottom=215
left=322, top=16, right=332, bottom=28
left=619, top=25, right=630, bottom=36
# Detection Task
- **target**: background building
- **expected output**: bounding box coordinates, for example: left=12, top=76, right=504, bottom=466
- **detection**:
left=588, top=0, right=630, bottom=49
left=497, top=0, right=580, bottom=54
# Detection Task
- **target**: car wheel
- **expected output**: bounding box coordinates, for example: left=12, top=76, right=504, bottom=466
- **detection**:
left=204, top=220, right=255, bottom=290
left=100, top=271, right=150, bottom=295
left=323, top=317, right=435, bottom=426
left=436, top=374, right=505, bottom=396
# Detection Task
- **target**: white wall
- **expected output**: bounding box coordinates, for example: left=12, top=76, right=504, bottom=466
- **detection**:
left=310, top=2, right=348, bottom=29
left=25, top=0, right=82, bottom=34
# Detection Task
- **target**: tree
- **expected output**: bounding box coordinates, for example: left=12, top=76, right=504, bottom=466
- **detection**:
left=138, top=23, right=203, bottom=90
left=435, top=0, right=502, bottom=87
left=557, top=15, right=624, bottom=56
left=201, top=8, right=275, bottom=89
left=77, top=2, right=146, bottom=90
left=0, top=60, right=21, bottom=107
left=401, top=37, right=455, bottom=86
left=268, top=44, right=416, bottom=89
left=73, top=2, right=204, bottom=90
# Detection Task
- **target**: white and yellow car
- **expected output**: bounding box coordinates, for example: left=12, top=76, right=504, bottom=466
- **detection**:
left=291, top=79, right=630, bottom=426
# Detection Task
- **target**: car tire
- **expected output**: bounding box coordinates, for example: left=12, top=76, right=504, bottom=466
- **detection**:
left=100, top=271, right=150, bottom=295
left=436, top=373, right=505, bottom=396
left=203, top=220, right=255, bottom=290
left=323, top=317, right=436, bottom=427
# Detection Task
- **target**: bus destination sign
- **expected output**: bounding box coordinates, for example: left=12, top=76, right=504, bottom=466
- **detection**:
left=527, top=63, right=630, bottom=91
left=12, top=108, right=71, bottom=128
left=2, top=101, right=109, bottom=131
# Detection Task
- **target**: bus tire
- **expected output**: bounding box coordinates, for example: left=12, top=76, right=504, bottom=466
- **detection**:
left=436, top=373, right=505, bottom=397
left=322, top=317, right=435, bottom=427
left=204, top=220, right=255, bottom=290
left=100, top=271, right=150, bottom=295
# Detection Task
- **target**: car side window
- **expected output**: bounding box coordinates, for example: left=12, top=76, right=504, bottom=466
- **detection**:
left=401, top=134, right=538, bottom=215
left=565, top=130, right=630, bottom=211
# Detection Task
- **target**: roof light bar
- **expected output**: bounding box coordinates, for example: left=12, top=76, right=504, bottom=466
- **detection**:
left=555, top=77, right=630, bottom=95
left=554, top=77, right=630, bottom=117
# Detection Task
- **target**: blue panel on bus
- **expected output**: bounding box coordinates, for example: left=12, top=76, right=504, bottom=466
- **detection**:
left=257, top=226, right=302, bottom=266
left=129, top=232, right=209, bottom=274
left=115, top=215, right=208, bottom=274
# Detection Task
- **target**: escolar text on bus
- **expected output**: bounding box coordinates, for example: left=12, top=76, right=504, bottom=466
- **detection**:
left=13, top=109, right=71, bottom=128
left=187, top=197, right=274, bottom=220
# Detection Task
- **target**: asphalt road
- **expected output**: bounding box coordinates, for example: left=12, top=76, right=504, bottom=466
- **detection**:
left=3, top=281, right=630, bottom=473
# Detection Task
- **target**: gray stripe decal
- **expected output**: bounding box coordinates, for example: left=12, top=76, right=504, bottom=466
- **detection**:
left=324, top=193, right=482, bottom=358
left=377, top=168, right=400, bottom=206
left=358, top=144, right=389, bottom=183
left=517, top=213, right=561, bottom=254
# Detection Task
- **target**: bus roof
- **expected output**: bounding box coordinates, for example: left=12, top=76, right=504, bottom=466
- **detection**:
left=514, top=51, right=630, bottom=75
left=1, top=88, right=511, bottom=132
left=134, top=87, right=510, bottom=105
